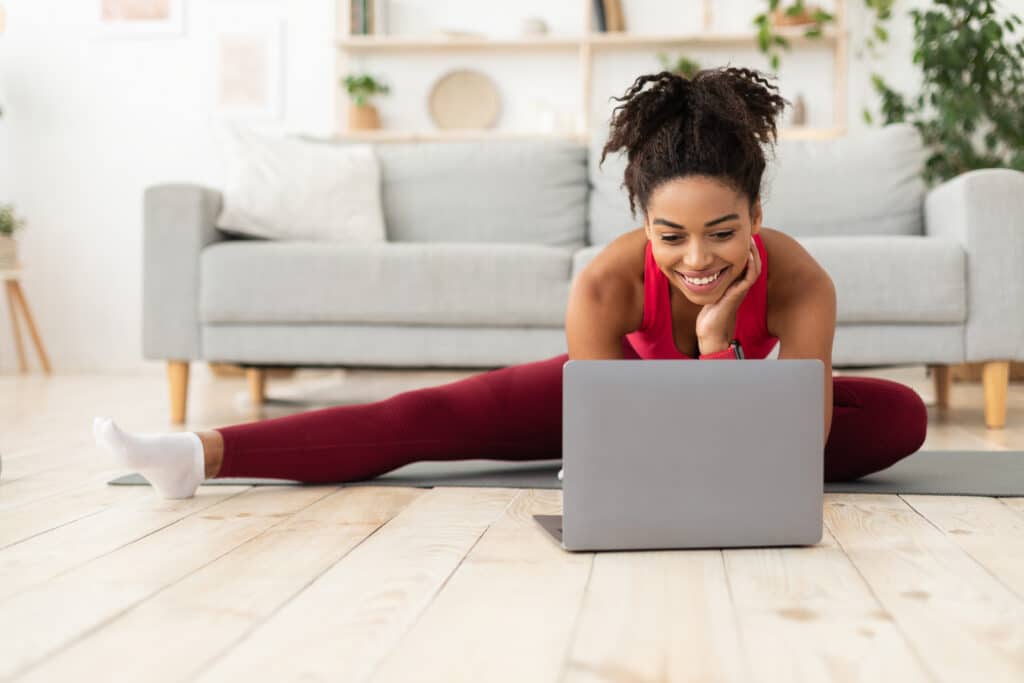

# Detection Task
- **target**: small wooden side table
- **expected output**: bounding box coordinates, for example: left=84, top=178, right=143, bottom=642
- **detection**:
left=1, top=263, right=51, bottom=373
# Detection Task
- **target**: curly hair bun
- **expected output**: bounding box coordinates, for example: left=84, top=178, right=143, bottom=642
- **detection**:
left=600, top=66, right=789, bottom=218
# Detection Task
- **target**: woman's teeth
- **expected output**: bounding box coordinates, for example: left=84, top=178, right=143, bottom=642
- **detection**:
left=681, top=268, right=724, bottom=285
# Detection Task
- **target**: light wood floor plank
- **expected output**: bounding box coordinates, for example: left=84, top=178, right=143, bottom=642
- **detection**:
left=0, top=466, right=123, bottom=513
left=825, top=494, right=1024, bottom=683
left=0, top=484, right=251, bottom=603
left=563, top=549, right=748, bottom=683
left=902, top=495, right=1024, bottom=600
left=367, top=490, right=591, bottom=683
left=0, top=471, right=159, bottom=548
left=722, top=517, right=931, bottom=683
left=190, top=486, right=518, bottom=683
left=15, top=486, right=424, bottom=683
left=0, top=485, right=335, bottom=680
left=1000, top=498, right=1024, bottom=516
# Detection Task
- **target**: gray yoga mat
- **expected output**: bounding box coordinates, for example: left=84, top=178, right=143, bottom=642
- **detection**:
left=108, top=450, right=1024, bottom=497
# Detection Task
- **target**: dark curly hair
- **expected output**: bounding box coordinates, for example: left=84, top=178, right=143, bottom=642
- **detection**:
left=600, top=66, right=789, bottom=219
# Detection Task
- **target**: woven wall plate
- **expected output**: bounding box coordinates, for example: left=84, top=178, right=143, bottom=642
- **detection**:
left=428, top=69, right=501, bottom=130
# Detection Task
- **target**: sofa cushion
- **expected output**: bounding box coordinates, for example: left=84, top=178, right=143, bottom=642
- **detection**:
left=587, top=132, right=635, bottom=246
left=763, top=123, right=927, bottom=238
left=373, top=139, right=588, bottom=248
left=799, top=236, right=965, bottom=323
left=588, top=123, right=927, bottom=245
left=200, top=241, right=573, bottom=326
left=569, top=237, right=964, bottom=325
left=216, top=128, right=386, bottom=243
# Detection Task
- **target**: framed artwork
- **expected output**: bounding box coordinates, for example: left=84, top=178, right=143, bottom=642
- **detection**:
left=210, top=16, right=285, bottom=120
left=96, top=0, right=185, bottom=36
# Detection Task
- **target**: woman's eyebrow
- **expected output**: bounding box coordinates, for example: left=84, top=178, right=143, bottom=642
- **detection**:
left=653, top=214, right=739, bottom=230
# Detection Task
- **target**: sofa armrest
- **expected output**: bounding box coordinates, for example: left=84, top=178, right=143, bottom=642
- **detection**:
left=142, top=184, right=225, bottom=361
left=924, top=168, right=1024, bottom=361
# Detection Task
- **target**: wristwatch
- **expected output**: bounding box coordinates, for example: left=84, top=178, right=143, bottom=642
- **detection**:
left=699, top=339, right=744, bottom=360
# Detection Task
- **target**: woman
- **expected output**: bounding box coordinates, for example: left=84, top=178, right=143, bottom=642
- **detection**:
left=94, top=67, right=927, bottom=500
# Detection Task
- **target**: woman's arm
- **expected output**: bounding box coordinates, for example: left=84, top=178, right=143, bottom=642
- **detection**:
left=565, top=271, right=642, bottom=359
left=566, top=230, right=646, bottom=360
left=762, top=229, right=838, bottom=443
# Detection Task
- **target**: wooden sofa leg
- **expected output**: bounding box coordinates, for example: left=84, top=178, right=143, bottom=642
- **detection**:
left=247, top=367, right=266, bottom=409
left=929, top=364, right=951, bottom=408
left=982, top=361, right=1009, bottom=429
left=167, top=361, right=189, bottom=425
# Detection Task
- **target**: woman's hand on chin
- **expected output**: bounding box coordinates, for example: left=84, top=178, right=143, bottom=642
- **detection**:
left=694, top=237, right=761, bottom=352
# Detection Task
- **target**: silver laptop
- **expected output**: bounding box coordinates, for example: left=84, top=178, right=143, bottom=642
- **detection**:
left=535, top=359, right=824, bottom=551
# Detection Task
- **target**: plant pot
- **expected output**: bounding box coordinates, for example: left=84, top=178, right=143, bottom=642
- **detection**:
left=771, top=5, right=820, bottom=28
left=0, top=234, right=17, bottom=269
left=348, top=103, right=381, bottom=131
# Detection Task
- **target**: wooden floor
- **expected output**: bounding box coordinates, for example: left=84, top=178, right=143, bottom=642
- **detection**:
left=1, top=364, right=1023, bottom=682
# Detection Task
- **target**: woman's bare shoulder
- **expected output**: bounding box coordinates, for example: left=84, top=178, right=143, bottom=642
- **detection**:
left=581, top=227, right=647, bottom=283
left=574, top=227, right=647, bottom=328
left=759, top=227, right=830, bottom=293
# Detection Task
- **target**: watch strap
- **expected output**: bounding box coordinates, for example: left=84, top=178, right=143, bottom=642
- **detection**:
left=698, top=339, right=744, bottom=360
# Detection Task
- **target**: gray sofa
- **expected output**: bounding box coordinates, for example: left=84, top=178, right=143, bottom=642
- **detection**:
left=143, top=123, right=1024, bottom=428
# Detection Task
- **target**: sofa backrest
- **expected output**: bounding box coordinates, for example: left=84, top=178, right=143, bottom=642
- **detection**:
left=762, top=123, right=926, bottom=238
left=587, top=123, right=927, bottom=244
left=374, top=139, right=588, bottom=248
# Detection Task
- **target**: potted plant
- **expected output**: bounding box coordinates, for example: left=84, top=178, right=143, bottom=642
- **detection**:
left=656, top=53, right=701, bottom=80
left=754, top=1, right=834, bottom=70
left=865, top=0, right=1024, bottom=184
left=752, top=0, right=894, bottom=70
left=0, top=203, right=26, bottom=269
left=342, top=73, right=390, bottom=131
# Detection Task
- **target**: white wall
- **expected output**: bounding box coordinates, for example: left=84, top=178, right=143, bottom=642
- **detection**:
left=0, top=0, right=1020, bottom=375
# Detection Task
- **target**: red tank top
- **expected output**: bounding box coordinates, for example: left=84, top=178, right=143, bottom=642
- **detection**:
left=622, top=233, right=778, bottom=359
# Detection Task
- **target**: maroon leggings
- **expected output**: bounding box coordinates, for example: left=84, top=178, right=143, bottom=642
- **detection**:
left=215, top=354, right=928, bottom=484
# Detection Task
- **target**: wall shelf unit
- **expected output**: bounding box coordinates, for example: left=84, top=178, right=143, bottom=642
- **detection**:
left=334, top=0, right=848, bottom=143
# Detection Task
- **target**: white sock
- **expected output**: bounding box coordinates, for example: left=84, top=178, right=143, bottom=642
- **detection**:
left=93, top=416, right=206, bottom=499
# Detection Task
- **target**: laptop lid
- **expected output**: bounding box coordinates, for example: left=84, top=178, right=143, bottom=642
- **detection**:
left=555, top=359, right=824, bottom=551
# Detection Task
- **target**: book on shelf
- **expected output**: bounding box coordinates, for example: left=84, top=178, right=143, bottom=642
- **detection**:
left=603, top=0, right=625, bottom=32
left=593, top=0, right=606, bottom=32
left=350, top=0, right=363, bottom=35
left=349, top=0, right=382, bottom=35
left=349, top=0, right=389, bottom=36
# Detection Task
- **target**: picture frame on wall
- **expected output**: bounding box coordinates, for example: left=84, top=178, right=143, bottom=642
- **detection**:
left=96, top=0, right=185, bottom=37
left=209, top=15, right=285, bottom=120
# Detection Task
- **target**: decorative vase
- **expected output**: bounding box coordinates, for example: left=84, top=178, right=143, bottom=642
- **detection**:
left=348, top=103, right=381, bottom=131
left=0, top=234, right=17, bottom=269
left=791, top=93, right=807, bottom=126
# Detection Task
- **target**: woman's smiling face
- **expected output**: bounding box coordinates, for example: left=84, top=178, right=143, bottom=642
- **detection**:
left=643, top=175, right=762, bottom=305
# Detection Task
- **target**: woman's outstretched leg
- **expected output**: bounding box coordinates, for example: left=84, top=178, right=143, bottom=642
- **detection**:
left=210, top=354, right=570, bottom=483
left=95, top=354, right=568, bottom=497
left=824, top=376, right=928, bottom=481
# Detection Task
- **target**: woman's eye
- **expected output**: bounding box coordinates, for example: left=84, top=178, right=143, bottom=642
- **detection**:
left=660, top=231, right=734, bottom=243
